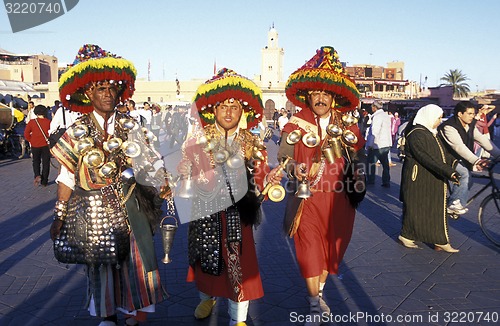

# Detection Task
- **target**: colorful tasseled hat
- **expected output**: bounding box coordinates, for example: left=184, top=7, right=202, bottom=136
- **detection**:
left=59, top=44, right=137, bottom=113
left=193, top=68, right=264, bottom=129
left=285, top=46, right=360, bottom=112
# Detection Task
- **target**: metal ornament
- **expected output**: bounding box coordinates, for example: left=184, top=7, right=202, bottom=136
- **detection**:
left=98, top=161, right=118, bottom=178
left=121, top=141, right=141, bottom=158
left=213, top=149, right=230, bottom=164
left=252, top=146, right=265, bottom=160
left=323, top=137, right=343, bottom=163
left=286, top=129, right=302, bottom=144
left=268, top=184, right=286, bottom=202
left=69, top=124, right=89, bottom=140
left=326, top=124, right=343, bottom=137
left=342, top=130, right=358, bottom=145
left=82, top=148, right=105, bottom=168
left=160, top=215, right=178, bottom=264
left=302, top=131, right=320, bottom=148
left=103, top=137, right=123, bottom=152
left=342, top=114, right=358, bottom=127
left=177, top=174, right=193, bottom=199
left=226, top=153, right=245, bottom=169
left=295, top=179, right=312, bottom=199
left=74, top=137, right=94, bottom=155
left=119, top=118, right=138, bottom=131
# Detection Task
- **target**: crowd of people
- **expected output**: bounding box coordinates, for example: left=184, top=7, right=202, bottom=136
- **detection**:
left=4, top=42, right=496, bottom=326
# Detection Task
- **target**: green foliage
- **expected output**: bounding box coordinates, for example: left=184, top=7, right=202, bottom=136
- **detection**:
left=440, top=69, right=470, bottom=98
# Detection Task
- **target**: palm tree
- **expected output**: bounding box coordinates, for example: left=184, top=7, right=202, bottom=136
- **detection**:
left=440, top=69, right=470, bottom=98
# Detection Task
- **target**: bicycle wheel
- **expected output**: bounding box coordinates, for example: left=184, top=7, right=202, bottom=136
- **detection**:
left=7, top=136, right=22, bottom=159
left=478, top=193, right=500, bottom=246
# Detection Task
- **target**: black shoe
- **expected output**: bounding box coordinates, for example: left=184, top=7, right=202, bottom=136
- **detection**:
left=381, top=183, right=390, bottom=188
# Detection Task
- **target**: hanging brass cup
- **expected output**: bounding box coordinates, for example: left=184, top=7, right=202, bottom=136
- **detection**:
left=213, top=149, right=230, bottom=164
left=119, top=118, right=138, bottom=130
left=226, top=153, right=245, bottom=169
left=342, top=114, right=358, bottom=127
left=74, top=137, right=94, bottom=155
left=323, top=137, right=343, bottom=164
left=122, top=141, right=141, bottom=158
left=252, top=146, right=265, bottom=160
left=103, top=137, right=123, bottom=152
left=98, top=161, right=118, bottom=178
left=326, top=124, right=343, bottom=137
left=342, top=130, right=358, bottom=145
left=68, top=124, right=89, bottom=140
left=302, top=131, right=320, bottom=147
left=82, top=148, right=105, bottom=168
left=286, top=129, right=302, bottom=145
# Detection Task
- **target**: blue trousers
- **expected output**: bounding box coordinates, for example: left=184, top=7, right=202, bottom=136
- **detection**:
left=367, top=147, right=391, bottom=185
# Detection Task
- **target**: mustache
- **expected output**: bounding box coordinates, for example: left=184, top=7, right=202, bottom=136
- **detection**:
left=314, top=102, right=328, bottom=107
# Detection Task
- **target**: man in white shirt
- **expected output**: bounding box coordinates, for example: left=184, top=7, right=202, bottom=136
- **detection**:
left=366, top=101, right=392, bottom=187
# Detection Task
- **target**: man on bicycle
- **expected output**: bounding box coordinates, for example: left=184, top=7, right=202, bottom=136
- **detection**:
left=439, top=101, right=500, bottom=215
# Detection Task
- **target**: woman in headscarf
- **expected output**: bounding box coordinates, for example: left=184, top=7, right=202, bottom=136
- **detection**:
left=398, top=104, right=462, bottom=253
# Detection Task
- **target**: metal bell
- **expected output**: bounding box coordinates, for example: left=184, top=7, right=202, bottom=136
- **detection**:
left=160, top=216, right=178, bottom=264
left=295, top=179, right=312, bottom=199
left=286, top=129, right=302, bottom=144
left=177, top=174, right=194, bottom=199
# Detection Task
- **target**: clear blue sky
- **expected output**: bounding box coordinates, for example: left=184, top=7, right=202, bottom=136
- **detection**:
left=1, top=0, right=499, bottom=91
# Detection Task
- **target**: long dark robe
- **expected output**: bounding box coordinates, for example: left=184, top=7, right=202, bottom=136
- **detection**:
left=400, top=125, right=456, bottom=245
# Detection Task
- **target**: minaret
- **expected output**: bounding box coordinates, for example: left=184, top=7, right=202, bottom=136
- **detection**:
left=260, top=24, right=284, bottom=90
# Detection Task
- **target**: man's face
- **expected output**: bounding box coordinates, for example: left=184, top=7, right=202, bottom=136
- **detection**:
left=127, top=102, right=134, bottom=110
left=308, top=90, right=334, bottom=118
left=214, top=98, right=243, bottom=132
left=86, top=81, right=118, bottom=116
left=457, top=108, right=476, bottom=126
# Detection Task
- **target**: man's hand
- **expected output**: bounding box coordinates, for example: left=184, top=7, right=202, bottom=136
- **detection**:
left=294, top=163, right=308, bottom=182
left=474, top=158, right=490, bottom=171
left=50, top=220, right=63, bottom=241
left=266, top=165, right=285, bottom=186
left=450, top=172, right=461, bottom=185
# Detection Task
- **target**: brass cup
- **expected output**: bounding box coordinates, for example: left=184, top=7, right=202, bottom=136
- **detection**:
left=302, top=131, right=320, bottom=147
left=122, top=141, right=142, bottom=158
left=103, top=137, right=123, bottom=152
left=68, top=124, right=89, bottom=140
left=98, top=161, right=118, bottom=178
left=326, top=124, right=343, bottom=137
left=268, top=184, right=286, bottom=202
left=74, top=137, right=94, bottom=155
left=323, top=138, right=343, bottom=164
left=213, top=149, right=230, bottom=164
left=82, top=148, right=105, bottom=168
left=343, top=130, right=358, bottom=145
left=252, top=147, right=265, bottom=160
left=226, top=153, right=245, bottom=169
left=119, top=118, right=138, bottom=130
left=286, top=129, right=302, bottom=144
left=342, top=114, right=358, bottom=127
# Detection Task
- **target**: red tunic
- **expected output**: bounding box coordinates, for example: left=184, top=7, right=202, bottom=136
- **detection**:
left=184, top=125, right=268, bottom=301
left=283, top=108, right=365, bottom=278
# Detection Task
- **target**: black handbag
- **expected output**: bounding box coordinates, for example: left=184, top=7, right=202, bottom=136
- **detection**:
left=343, top=160, right=366, bottom=208
left=49, top=108, right=66, bottom=148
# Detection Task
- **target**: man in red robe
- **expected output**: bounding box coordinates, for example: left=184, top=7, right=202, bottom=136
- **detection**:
left=278, top=46, right=367, bottom=325
left=177, top=68, right=284, bottom=326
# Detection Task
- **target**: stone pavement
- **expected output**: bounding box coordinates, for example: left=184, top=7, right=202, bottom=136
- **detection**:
left=1, top=131, right=499, bottom=326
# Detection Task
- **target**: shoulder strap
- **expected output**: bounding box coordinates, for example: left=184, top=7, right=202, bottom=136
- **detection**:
left=288, top=116, right=318, bottom=135
left=62, top=108, right=66, bottom=127
left=34, top=118, right=49, bottom=142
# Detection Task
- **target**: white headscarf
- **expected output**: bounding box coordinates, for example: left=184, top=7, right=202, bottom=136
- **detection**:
left=413, top=104, right=443, bottom=135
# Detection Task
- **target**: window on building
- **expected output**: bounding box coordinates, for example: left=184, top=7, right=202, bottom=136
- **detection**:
left=268, top=66, right=273, bottom=71
left=365, top=67, right=372, bottom=78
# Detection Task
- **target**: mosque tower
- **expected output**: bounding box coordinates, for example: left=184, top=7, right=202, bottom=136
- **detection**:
left=259, top=24, right=284, bottom=90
